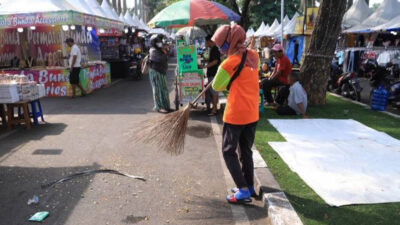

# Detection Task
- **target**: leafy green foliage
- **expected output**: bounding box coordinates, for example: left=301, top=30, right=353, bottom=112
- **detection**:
left=249, top=0, right=302, bottom=29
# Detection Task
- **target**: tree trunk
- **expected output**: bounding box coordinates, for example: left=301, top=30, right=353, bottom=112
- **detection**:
left=118, top=0, right=122, bottom=15
left=300, top=0, right=346, bottom=105
left=112, top=0, right=117, bottom=11
left=226, top=0, right=251, bottom=30
left=347, top=0, right=353, bottom=10
left=123, top=0, right=127, bottom=14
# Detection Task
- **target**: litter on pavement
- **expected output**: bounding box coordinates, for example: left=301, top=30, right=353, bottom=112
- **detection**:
left=41, top=169, right=146, bottom=188
left=28, top=211, right=49, bottom=222
left=27, top=195, right=39, bottom=205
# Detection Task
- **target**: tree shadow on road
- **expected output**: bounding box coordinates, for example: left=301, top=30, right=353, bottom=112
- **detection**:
left=0, top=123, right=67, bottom=161
left=0, top=163, right=100, bottom=225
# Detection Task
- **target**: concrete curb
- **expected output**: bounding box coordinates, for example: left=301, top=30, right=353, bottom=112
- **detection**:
left=210, top=117, right=303, bottom=225
left=328, top=92, right=400, bottom=119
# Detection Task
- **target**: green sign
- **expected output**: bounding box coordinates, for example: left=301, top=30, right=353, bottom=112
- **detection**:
left=177, top=45, right=198, bottom=73
left=178, top=70, right=204, bottom=104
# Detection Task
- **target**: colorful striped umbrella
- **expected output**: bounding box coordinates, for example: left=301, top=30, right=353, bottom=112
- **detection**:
left=148, top=0, right=241, bottom=28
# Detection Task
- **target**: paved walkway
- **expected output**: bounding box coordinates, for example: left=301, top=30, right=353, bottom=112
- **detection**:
left=0, top=60, right=269, bottom=225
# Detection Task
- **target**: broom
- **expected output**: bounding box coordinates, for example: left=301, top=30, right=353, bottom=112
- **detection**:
left=133, top=83, right=212, bottom=155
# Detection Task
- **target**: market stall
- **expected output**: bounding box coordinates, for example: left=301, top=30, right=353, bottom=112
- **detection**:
left=148, top=0, right=240, bottom=109
left=0, top=0, right=122, bottom=97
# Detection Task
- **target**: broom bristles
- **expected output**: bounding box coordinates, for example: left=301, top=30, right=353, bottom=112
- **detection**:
left=132, top=105, right=191, bottom=155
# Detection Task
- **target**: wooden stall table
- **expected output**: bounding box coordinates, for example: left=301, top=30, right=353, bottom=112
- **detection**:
left=6, top=101, right=31, bottom=130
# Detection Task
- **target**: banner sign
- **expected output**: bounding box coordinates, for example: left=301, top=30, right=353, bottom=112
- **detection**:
left=2, top=63, right=111, bottom=97
left=64, top=25, right=101, bottom=62
left=0, top=28, right=21, bottom=66
left=177, top=45, right=198, bottom=73
left=178, top=70, right=204, bottom=104
left=0, top=11, right=123, bottom=30
left=294, top=7, right=319, bottom=35
left=27, top=26, right=63, bottom=65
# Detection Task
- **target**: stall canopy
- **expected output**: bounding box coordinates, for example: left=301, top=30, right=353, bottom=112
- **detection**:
left=284, top=12, right=299, bottom=35
left=342, top=0, right=371, bottom=29
left=345, top=0, right=400, bottom=33
left=101, top=0, right=119, bottom=21
left=0, top=0, right=122, bottom=29
left=0, top=0, right=75, bottom=14
left=372, top=14, right=400, bottom=31
left=270, top=15, right=289, bottom=37
left=111, top=8, right=119, bottom=20
left=262, top=19, right=279, bottom=37
left=138, top=17, right=151, bottom=32
left=124, top=11, right=139, bottom=27
left=176, top=26, right=207, bottom=39
left=148, top=0, right=240, bottom=28
left=65, top=0, right=94, bottom=15
left=85, top=0, right=108, bottom=18
left=246, top=27, right=255, bottom=37
left=149, top=28, right=170, bottom=36
left=254, top=21, right=266, bottom=37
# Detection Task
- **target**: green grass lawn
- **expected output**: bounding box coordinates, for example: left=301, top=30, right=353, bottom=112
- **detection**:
left=254, top=94, right=400, bottom=225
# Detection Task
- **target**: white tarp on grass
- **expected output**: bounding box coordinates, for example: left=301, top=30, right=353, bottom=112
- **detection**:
left=268, top=119, right=400, bottom=207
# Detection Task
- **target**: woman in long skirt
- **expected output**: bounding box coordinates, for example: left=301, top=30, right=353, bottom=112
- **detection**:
left=148, top=34, right=171, bottom=113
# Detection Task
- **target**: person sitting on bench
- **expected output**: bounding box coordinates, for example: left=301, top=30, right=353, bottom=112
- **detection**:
left=276, top=73, right=308, bottom=118
left=261, top=44, right=292, bottom=106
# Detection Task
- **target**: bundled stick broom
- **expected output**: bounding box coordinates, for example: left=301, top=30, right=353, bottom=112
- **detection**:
left=133, top=83, right=212, bottom=155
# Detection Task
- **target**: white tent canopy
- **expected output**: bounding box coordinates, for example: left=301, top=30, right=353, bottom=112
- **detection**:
left=65, top=0, right=94, bottom=15
left=342, top=0, right=371, bottom=29
left=260, top=24, right=270, bottom=36
left=254, top=21, right=266, bottom=37
left=119, top=13, right=129, bottom=24
left=246, top=27, right=255, bottom=37
left=371, top=14, right=400, bottom=31
left=270, top=15, right=289, bottom=37
left=139, top=18, right=150, bottom=31
left=111, top=8, right=120, bottom=20
left=346, top=0, right=400, bottom=32
left=284, top=12, right=300, bottom=35
left=124, top=12, right=140, bottom=27
left=0, top=0, right=76, bottom=14
left=101, top=0, right=119, bottom=20
left=149, top=28, right=169, bottom=37
left=85, top=0, right=108, bottom=18
left=266, top=19, right=280, bottom=37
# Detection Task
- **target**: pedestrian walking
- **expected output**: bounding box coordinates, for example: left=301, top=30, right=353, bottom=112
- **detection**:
left=148, top=34, right=171, bottom=113
left=66, top=38, right=87, bottom=98
left=199, top=35, right=221, bottom=116
left=293, top=39, right=299, bottom=66
left=211, top=24, right=260, bottom=204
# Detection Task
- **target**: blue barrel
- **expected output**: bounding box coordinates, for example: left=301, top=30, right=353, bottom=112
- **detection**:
left=259, top=89, right=265, bottom=113
left=371, top=85, right=388, bottom=111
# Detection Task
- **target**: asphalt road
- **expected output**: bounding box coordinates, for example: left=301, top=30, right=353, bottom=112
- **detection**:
left=0, top=59, right=269, bottom=225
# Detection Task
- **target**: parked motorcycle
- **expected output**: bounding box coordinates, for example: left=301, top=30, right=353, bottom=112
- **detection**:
left=328, top=59, right=362, bottom=101
left=129, top=52, right=143, bottom=81
left=364, top=60, right=400, bottom=110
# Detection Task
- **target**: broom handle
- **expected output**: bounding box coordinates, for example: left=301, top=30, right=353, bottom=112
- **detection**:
left=191, top=82, right=213, bottom=105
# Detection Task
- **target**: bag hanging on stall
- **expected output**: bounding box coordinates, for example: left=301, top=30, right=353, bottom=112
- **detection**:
left=141, top=55, right=150, bottom=75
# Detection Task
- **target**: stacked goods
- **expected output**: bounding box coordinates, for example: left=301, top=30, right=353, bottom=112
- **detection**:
left=0, top=74, right=43, bottom=102
left=0, top=84, right=19, bottom=103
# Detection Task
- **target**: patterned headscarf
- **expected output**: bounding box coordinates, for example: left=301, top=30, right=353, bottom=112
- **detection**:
left=212, top=24, right=258, bottom=69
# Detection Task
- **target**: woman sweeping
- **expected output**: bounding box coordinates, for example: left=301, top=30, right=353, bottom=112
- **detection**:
left=149, top=34, right=171, bottom=113
left=212, top=24, right=260, bottom=204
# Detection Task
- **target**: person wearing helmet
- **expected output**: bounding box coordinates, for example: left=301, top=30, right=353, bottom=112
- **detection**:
left=211, top=24, right=260, bottom=204
left=148, top=34, right=171, bottom=113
